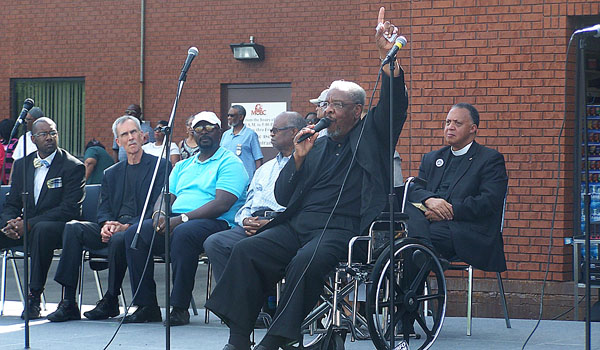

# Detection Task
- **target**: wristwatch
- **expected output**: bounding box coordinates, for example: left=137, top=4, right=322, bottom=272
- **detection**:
left=180, top=213, right=189, bottom=223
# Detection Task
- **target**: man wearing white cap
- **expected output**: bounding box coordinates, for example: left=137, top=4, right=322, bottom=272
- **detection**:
left=309, top=89, right=328, bottom=138
left=123, top=111, right=249, bottom=325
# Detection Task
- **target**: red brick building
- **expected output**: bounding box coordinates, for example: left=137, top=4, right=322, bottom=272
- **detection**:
left=1, top=0, right=600, bottom=319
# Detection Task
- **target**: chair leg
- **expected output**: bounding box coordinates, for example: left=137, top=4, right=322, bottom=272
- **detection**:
left=78, top=252, right=85, bottom=314
left=204, top=261, right=212, bottom=323
left=190, top=296, right=198, bottom=316
left=1, top=250, right=7, bottom=315
left=93, top=270, right=103, bottom=299
left=119, top=288, right=127, bottom=310
left=496, top=272, right=511, bottom=329
left=10, top=253, right=25, bottom=306
left=467, top=265, right=473, bottom=336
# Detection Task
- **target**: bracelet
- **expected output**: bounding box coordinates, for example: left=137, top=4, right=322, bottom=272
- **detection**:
left=152, top=210, right=166, bottom=219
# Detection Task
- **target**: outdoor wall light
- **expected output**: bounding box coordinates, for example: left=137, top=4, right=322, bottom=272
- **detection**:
left=230, top=36, right=265, bottom=61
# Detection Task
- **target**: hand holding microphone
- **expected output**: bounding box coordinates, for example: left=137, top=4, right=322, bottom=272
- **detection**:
left=296, top=117, right=331, bottom=144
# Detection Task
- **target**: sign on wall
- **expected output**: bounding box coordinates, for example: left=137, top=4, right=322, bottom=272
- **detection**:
left=233, top=102, right=287, bottom=147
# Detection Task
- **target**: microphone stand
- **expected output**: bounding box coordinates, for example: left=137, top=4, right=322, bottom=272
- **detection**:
left=577, top=36, right=592, bottom=350
left=386, top=57, right=397, bottom=350
left=19, top=122, right=31, bottom=348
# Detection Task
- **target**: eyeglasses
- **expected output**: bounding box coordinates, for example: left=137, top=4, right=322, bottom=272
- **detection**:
left=227, top=113, right=238, bottom=117
left=270, top=126, right=295, bottom=134
left=153, top=127, right=165, bottom=132
left=318, top=101, right=359, bottom=110
left=33, top=131, right=58, bottom=138
left=193, top=124, right=218, bottom=133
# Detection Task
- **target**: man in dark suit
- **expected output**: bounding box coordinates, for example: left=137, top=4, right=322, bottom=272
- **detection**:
left=408, top=102, right=508, bottom=272
left=205, top=8, right=408, bottom=350
left=0, top=117, right=85, bottom=319
left=47, top=115, right=169, bottom=322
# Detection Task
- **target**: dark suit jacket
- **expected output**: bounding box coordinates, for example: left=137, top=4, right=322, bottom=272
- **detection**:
left=97, top=152, right=169, bottom=226
left=262, top=72, right=408, bottom=235
left=1, top=148, right=85, bottom=227
left=409, top=141, right=508, bottom=272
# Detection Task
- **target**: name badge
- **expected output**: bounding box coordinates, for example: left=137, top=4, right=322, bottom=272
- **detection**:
left=46, top=177, right=63, bottom=189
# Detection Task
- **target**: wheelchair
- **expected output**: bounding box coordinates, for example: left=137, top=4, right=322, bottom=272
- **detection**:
left=290, top=177, right=447, bottom=350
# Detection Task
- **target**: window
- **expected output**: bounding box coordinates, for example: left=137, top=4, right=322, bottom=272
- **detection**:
left=11, top=77, right=85, bottom=156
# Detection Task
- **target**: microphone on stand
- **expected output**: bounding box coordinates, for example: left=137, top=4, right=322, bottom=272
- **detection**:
left=178, top=47, right=199, bottom=81
left=9, top=98, right=34, bottom=140
left=381, top=36, right=407, bottom=65
left=296, top=117, right=332, bottom=143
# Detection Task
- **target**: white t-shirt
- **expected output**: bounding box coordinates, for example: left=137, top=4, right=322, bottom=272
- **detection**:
left=12, top=132, right=37, bottom=160
left=142, top=142, right=180, bottom=159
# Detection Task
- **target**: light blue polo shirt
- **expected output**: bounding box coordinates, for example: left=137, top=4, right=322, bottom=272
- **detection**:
left=220, top=125, right=263, bottom=179
left=169, top=147, right=249, bottom=228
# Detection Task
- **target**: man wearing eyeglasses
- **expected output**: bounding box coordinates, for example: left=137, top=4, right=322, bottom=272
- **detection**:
left=206, top=7, right=409, bottom=350
left=123, top=111, right=248, bottom=325
left=308, top=89, right=329, bottom=139
left=205, top=111, right=306, bottom=282
left=0, top=117, right=85, bottom=320
left=220, top=105, right=263, bottom=179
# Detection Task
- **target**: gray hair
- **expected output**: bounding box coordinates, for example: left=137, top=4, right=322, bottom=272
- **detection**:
left=31, top=117, right=56, bottom=134
left=112, top=115, right=141, bottom=139
left=328, top=80, right=366, bottom=105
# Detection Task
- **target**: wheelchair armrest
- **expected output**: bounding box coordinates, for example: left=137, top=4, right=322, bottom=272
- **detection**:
left=347, top=235, right=371, bottom=267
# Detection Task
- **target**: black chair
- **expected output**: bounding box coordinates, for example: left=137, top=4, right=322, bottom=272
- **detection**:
left=78, top=184, right=126, bottom=313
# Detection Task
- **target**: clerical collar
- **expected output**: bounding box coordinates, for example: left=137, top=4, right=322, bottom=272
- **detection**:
left=451, top=142, right=473, bottom=156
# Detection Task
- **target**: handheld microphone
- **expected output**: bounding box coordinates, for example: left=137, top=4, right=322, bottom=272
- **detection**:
left=178, top=46, right=199, bottom=81
left=381, top=36, right=407, bottom=65
left=574, top=24, right=600, bottom=37
left=14, top=98, right=35, bottom=127
left=296, top=117, right=332, bottom=143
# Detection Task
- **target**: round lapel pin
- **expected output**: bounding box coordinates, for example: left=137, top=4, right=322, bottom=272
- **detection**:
left=435, top=158, right=444, bottom=167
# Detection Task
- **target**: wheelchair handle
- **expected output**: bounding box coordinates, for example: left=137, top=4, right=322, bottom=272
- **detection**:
left=402, top=176, right=427, bottom=213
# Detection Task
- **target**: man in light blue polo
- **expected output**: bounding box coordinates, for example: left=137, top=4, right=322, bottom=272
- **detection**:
left=220, top=105, right=263, bottom=179
left=123, top=111, right=248, bottom=326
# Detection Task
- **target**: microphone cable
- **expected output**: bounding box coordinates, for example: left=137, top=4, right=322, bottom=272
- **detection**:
left=267, top=66, right=386, bottom=341
left=521, top=32, right=573, bottom=350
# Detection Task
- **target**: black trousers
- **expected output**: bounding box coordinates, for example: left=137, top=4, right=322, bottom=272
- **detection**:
left=124, top=218, right=228, bottom=308
left=205, top=212, right=357, bottom=342
left=54, top=220, right=127, bottom=297
left=0, top=221, right=65, bottom=292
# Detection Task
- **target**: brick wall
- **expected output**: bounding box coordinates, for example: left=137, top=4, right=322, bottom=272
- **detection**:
left=1, top=0, right=600, bottom=298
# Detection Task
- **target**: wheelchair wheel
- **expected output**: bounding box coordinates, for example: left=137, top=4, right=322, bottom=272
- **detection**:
left=366, top=238, right=446, bottom=350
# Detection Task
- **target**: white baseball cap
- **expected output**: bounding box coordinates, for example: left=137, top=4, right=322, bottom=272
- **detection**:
left=309, top=89, right=329, bottom=105
left=191, top=111, right=221, bottom=128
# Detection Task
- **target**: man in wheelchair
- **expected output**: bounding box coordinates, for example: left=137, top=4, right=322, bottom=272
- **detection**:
left=205, top=7, right=409, bottom=350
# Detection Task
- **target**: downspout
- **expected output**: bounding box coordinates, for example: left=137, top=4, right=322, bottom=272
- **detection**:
left=139, top=0, right=145, bottom=110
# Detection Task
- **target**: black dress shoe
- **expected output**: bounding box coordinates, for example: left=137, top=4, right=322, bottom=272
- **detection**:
left=165, top=307, right=189, bottom=326
left=20, top=293, right=41, bottom=320
left=47, top=299, right=81, bottom=322
left=122, top=305, right=162, bottom=323
left=84, top=294, right=119, bottom=320
left=221, top=344, right=251, bottom=350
